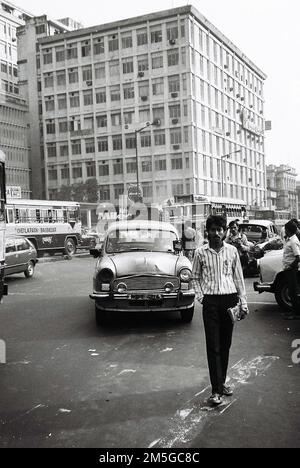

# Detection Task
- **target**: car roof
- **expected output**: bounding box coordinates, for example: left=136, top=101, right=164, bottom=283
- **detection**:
left=106, top=220, right=179, bottom=234
left=239, top=220, right=274, bottom=228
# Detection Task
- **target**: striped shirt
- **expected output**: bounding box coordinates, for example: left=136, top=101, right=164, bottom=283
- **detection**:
left=192, top=242, right=247, bottom=306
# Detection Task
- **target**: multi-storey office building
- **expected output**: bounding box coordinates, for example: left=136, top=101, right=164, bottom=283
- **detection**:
left=19, top=5, right=267, bottom=204
left=266, top=164, right=298, bottom=217
left=0, top=1, right=33, bottom=196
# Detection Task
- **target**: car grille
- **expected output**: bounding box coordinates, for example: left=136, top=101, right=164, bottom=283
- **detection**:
left=113, top=275, right=180, bottom=292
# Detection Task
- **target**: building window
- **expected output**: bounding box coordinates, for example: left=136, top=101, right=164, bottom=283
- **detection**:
left=141, top=158, right=152, bottom=172
left=43, top=49, right=52, bottom=65
left=99, top=163, right=109, bottom=176
left=47, top=144, right=57, bottom=158
left=96, top=114, right=107, bottom=128
left=97, top=137, right=108, bottom=152
left=99, top=185, right=110, bottom=201
left=155, top=158, right=166, bottom=171
left=168, top=75, right=180, bottom=93
left=93, top=37, right=104, bottom=55
left=57, top=71, right=66, bottom=86
left=67, top=44, right=78, bottom=60
left=111, top=113, right=122, bottom=127
left=56, top=48, right=65, bottom=62
left=71, top=140, right=81, bottom=155
left=137, top=28, right=148, bottom=46
left=169, top=104, right=181, bottom=119
left=113, top=159, right=123, bottom=175
left=109, top=60, right=120, bottom=77
left=172, top=181, right=184, bottom=195
left=48, top=168, right=57, bottom=180
left=59, top=119, right=68, bottom=133
left=85, top=139, right=95, bottom=153
left=150, top=27, right=162, bottom=43
left=95, top=62, right=105, bottom=80
left=138, top=81, right=149, bottom=99
left=72, top=166, right=82, bottom=179
left=170, top=128, right=182, bottom=145
left=112, top=135, right=122, bottom=150
left=81, top=40, right=91, bottom=57
left=153, top=107, right=164, bottom=126
left=68, top=68, right=78, bottom=84
left=140, top=133, right=151, bottom=147
left=83, top=90, right=93, bottom=106
left=167, top=49, right=179, bottom=67
left=45, top=97, right=55, bottom=112
left=171, top=156, right=183, bottom=170
left=36, top=24, right=46, bottom=35
left=69, top=92, right=80, bottom=108
left=110, top=85, right=120, bottom=102
left=96, top=88, right=106, bottom=104
left=152, top=52, right=163, bottom=69
left=82, top=66, right=92, bottom=81
left=121, top=33, right=132, bottom=49
left=126, top=135, right=136, bottom=149
left=59, top=143, right=69, bottom=157
left=137, top=55, right=148, bottom=71
left=126, top=159, right=137, bottom=173
left=123, top=84, right=134, bottom=100
left=44, top=73, right=54, bottom=88
left=61, top=167, right=70, bottom=179
left=167, top=23, right=178, bottom=40
left=46, top=120, right=55, bottom=134
left=58, top=94, right=67, bottom=110
left=108, top=34, right=119, bottom=52
left=154, top=131, right=165, bottom=146
left=152, top=77, right=164, bottom=96
left=122, top=58, right=134, bottom=74
left=142, top=182, right=153, bottom=198
left=86, top=162, right=96, bottom=178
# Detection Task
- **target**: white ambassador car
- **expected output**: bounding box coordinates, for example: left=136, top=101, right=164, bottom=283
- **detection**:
left=89, top=220, right=195, bottom=326
left=253, top=249, right=300, bottom=311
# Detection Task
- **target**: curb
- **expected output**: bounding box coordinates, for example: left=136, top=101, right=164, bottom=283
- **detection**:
left=38, top=252, right=91, bottom=263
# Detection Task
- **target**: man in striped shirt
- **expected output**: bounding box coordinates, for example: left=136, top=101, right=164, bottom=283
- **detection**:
left=192, top=215, right=249, bottom=406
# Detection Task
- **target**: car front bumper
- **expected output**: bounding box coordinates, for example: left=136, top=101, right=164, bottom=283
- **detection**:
left=89, top=290, right=195, bottom=312
left=253, top=281, right=273, bottom=293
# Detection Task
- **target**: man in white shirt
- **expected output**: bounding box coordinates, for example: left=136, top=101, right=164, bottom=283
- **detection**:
left=282, top=220, right=300, bottom=318
left=192, top=215, right=248, bottom=406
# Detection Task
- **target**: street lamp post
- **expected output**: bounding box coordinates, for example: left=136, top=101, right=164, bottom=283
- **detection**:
left=220, top=149, right=241, bottom=197
left=132, top=119, right=161, bottom=202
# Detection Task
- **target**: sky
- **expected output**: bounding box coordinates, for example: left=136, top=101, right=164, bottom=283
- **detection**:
left=15, top=0, right=300, bottom=179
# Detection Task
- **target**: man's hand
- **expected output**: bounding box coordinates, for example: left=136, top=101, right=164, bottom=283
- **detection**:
left=239, top=305, right=249, bottom=320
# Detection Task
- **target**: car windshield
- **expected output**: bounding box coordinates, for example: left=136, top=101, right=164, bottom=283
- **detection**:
left=105, top=228, right=177, bottom=253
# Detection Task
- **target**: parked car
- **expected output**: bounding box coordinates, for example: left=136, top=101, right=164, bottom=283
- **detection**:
left=5, top=236, right=38, bottom=278
left=253, top=247, right=299, bottom=311
left=239, top=220, right=279, bottom=244
left=77, top=229, right=100, bottom=251
left=89, top=220, right=195, bottom=326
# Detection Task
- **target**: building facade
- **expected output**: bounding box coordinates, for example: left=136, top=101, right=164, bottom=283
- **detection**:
left=266, top=164, right=298, bottom=217
left=0, top=0, right=33, bottom=197
left=18, top=5, right=267, bottom=205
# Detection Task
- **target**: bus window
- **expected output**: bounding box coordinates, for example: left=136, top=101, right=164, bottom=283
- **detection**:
left=6, top=208, right=14, bottom=223
left=36, top=209, right=41, bottom=223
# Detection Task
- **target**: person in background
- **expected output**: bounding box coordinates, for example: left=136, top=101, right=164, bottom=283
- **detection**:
left=192, top=215, right=249, bottom=406
left=290, top=218, right=300, bottom=241
left=225, top=220, right=250, bottom=268
left=282, top=220, right=300, bottom=319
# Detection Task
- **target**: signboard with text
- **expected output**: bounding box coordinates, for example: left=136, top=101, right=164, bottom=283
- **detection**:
left=6, top=186, right=22, bottom=199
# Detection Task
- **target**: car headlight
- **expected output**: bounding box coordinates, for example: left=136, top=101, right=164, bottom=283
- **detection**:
left=98, top=268, right=114, bottom=283
left=179, top=268, right=192, bottom=282
left=164, top=282, right=174, bottom=293
left=117, top=282, right=127, bottom=294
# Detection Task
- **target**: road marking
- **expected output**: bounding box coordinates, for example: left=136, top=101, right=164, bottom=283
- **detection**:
left=247, top=301, right=276, bottom=305
left=149, top=355, right=279, bottom=448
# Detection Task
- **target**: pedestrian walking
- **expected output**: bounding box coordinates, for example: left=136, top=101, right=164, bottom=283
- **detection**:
left=225, top=220, right=251, bottom=268
left=282, top=220, right=300, bottom=319
left=192, top=215, right=249, bottom=406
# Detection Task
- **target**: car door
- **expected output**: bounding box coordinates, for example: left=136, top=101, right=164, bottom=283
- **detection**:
left=15, top=238, right=30, bottom=271
left=5, top=238, right=17, bottom=275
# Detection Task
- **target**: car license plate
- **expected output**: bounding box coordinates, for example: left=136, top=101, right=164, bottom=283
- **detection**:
left=129, top=294, right=162, bottom=301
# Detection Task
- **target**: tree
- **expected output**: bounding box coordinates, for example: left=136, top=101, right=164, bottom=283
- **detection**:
left=57, top=185, right=73, bottom=201
left=84, top=178, right=99, bottom=203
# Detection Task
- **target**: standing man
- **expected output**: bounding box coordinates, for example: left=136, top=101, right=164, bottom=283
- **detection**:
left=282, top=220, right=300, bottom=319
left=192, top=215, right=249, bottom=406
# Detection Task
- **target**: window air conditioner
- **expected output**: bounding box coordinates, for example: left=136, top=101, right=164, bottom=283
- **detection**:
left=138, top=71, right=144, bottom=77
left=141, top=95, right=148, bottom=101
left=171, top=92, right=178, bottom=98
left=169, top=38, right=176, bottom=45
left=86, top=80, right=93, bottom=86
left=172, top=118, right=178, bottom=124
left=173, top=144, right=180, bottom=150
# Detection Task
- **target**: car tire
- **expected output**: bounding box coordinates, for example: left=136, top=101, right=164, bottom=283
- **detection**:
left=275, top=282, right=293, bottom=311
left=24, top=261, right=35, bottom=279
left=95, top=304, right=108, bottom=326
left=64, top=238, right=76, bottom=256
left=180, top=307, right=194, bottom=323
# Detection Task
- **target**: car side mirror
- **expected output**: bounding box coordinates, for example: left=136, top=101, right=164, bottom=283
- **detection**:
left=173, top=240, right=182, bottom=252
left=90, top=248, right=101, bottom=258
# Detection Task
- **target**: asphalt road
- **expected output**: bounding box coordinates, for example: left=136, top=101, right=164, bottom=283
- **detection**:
left=0, top=256, right=299, bottom=448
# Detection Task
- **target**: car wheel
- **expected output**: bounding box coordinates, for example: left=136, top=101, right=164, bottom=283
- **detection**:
left=64, top=238, right=76, bottom=256
left=275, top=282, right=293, bottom=311
left=24, top=261, right=35, bottom=279
left=95, top=304, right=108, bottom=326
left=180, top=307, right=194, bottom=323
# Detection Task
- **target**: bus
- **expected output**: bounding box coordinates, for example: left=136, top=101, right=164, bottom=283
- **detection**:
left=162, top=194, right=248, bottom=237
left=0, top=150, right=7, bottom=300
left=254, top=209, right=291, bottom=228
left=5, top=199, right=82, bottom=256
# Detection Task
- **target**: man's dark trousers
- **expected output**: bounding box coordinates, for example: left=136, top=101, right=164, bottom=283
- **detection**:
left=284, top=269, right=300, bottom=314
left=202, top=294, right=238, bottom=394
